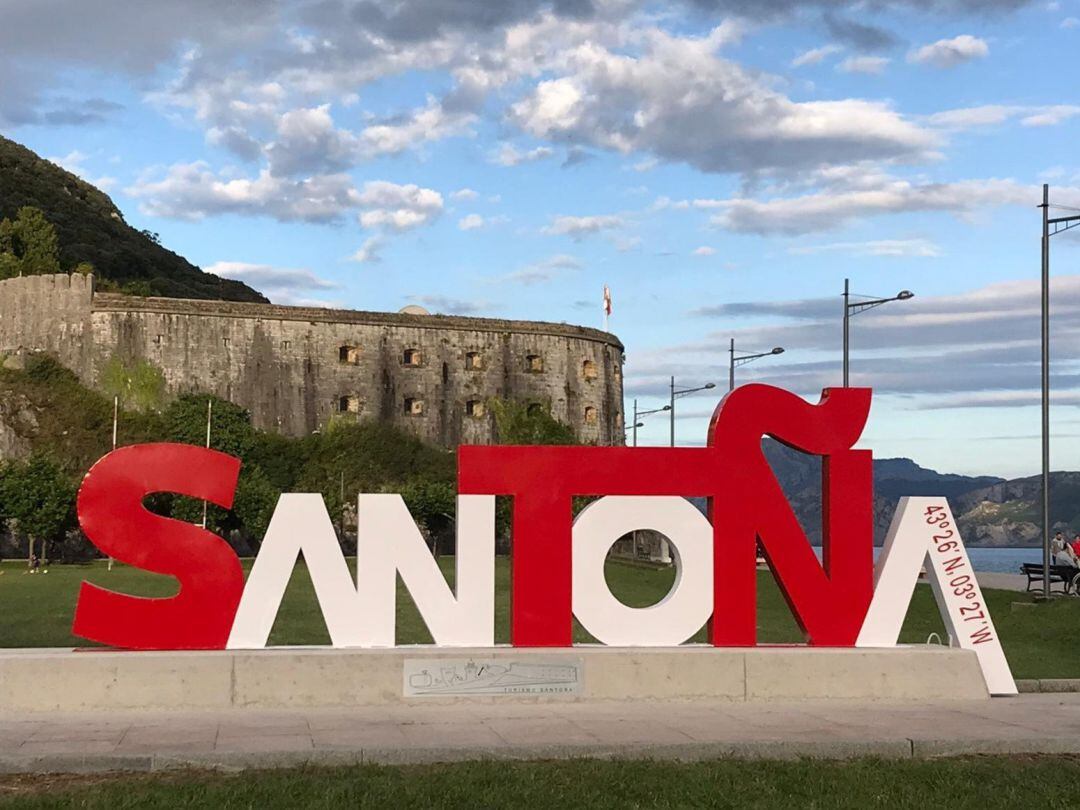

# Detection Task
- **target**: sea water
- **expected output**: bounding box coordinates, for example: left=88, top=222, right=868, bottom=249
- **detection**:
left=812, top=546, right=1037, bottom=574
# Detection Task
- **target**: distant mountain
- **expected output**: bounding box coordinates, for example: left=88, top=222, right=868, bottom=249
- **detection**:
left=761, top=441, right=1011, bottom=546
left=0, top=134, right=266, bottom=303
left=950, top=472, right=1080, bottom=547
left=873, top=457, right=1004, bottom=500
left=758, top=442, right=1080, bottom=547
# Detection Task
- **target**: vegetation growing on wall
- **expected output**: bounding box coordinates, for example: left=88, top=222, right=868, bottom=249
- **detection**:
left=489, top=398, right=578, bottom=445
left=99, top=355, right=166, bottom=412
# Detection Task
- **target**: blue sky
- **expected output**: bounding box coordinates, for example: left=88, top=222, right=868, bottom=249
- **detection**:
left=3, top=0, right=1080, bottom=478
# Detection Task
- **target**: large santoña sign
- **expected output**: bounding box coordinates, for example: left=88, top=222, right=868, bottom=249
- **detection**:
left=70, top=385, right=1016, bottom=695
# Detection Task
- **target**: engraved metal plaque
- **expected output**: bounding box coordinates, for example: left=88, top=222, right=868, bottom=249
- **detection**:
left=403, top=657, right=584, bottom=697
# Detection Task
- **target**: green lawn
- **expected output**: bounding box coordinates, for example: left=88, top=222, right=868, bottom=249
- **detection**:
left=3, top=756, right=1080, bottom=808
left=0, top=557, right=1076, bottom=679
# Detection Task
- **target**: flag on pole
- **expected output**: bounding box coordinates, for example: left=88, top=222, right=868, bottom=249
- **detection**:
left=603, top=284, right=612, bottom=316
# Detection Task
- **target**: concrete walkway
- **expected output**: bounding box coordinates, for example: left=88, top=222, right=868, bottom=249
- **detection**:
left=4, top=694, right=1080, bottom=774
left=977, top=572, right=1031, bottom=592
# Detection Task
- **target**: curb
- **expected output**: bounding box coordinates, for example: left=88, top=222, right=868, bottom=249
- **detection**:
left=1016, top=679, right=1080, bottom=693
left=4, top=738, right=1080, bottom=775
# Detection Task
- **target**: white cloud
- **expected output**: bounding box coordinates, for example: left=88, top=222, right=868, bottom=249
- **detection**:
left=349, top=236, right=383, bottom=264
left=908, top=35, right=989, bottom=68
left=451, top=187, right=478, bottom=201
left=491, top=254, right=582, bottom=285
left=508, top=27, right=935, bottom=176
left=358, top=96, right=474, bottom=157
left=1020, top=105, right=1080, bottom=127
left=266, top=104, right=359, bottom=177
left=126, top=162, right=361, bottom=222
left=408, top=295, right=493, bottom=316
left=693, top=246, right=716, bottom=256
left=458, top=213, right=485, bottom=230
left=542, top=214, right=623, bottom=239
left=631, top=275, right=1080, bottom=406
left=47, top=148, right=117, bottom=190
left=928, top=104, right=1080, bottom=130
left=205, top=261, right=339, bottom=306
left=357, top=181, right=444, bottom=231
left=493, top=143, right=555, bottom=166
left=1063, top=17, right=1080, bottom=29
left=787, top=239, right=942, bottom=257
left=837, top=55, right=888, bottom=75
left=792, top=44, right=843, bottom=68
left=711, top=176, right=1065, bottom=235
left=926, top=105, right=1017, bottom=129
left=243, top=97, right=474, bottom=177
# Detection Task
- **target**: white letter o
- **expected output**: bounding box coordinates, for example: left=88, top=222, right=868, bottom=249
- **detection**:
left=572, top=496, right=713, bottom=646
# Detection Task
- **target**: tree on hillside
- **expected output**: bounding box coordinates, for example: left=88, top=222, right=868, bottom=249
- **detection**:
left=0, top=456, right=76, bottom=568
left=232, top=467, right=280, bottom=549
left=163, top=394, right=259, bottom=533
left=0, top=206, right=61, bottom=279
left=165, top=394, right=256, bottom=459
left=0, top=135, right=267, bottom=302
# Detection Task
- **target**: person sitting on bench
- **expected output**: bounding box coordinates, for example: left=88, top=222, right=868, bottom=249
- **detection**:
left=1054, top=533, right=1080, bottom=570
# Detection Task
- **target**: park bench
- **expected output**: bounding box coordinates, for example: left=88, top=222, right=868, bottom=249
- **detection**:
left=1020, top=563, right=1080, bottom=595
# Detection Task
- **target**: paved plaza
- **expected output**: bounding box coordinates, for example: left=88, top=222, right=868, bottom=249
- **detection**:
left=3, top=693, right=1080, bottom=774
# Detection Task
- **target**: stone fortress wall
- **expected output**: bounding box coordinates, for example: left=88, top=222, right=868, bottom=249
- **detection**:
left=0, top=274, right=626, bottom=446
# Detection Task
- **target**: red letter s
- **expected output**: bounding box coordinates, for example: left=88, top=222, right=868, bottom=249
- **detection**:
left=72, top=443, right=244, bottom=650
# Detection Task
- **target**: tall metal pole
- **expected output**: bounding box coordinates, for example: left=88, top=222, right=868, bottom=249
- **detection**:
left=109, top=396, right=118, bottom=571
left=1041, top=183, right=1051, bottom=600
left=631, top=397, right=639, bottom=556
left=729, top=338, right=735, bottom=392
left=202, top=399, right=212, bottom=530
left=842, top=277, right=850, bottom=387
left=669, top=376, right=675, bottom=447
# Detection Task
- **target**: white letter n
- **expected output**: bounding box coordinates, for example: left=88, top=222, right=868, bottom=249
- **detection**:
left=226, top=493, right=494, bottom=649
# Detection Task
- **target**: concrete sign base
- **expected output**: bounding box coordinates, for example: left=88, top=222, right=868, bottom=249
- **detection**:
left=0, top=645, right=989, bottom=712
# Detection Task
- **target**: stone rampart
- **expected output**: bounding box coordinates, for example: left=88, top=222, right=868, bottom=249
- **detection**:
left=0, top=274, right=625, bottom=445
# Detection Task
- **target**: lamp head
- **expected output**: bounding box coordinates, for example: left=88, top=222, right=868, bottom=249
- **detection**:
left=661, top=404, right=672, bottom=411
left=771, top=347, right=785, bottom=355
left=703, top=383, right=716, bottom=390
left=896, top=290, right=914, bottom=301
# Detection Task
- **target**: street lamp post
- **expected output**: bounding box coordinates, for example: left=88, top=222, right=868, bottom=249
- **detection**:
left=1038, top=184, right=1080, bottom=599
left=631, top=399, right=671, bottom=447
left=669, top=377, right=717, bottom=447
left=842, top=279, right=914, bottom=387
left=729, top=339, right=785, bottom=392
left=626, top=399, right=668, bottom=559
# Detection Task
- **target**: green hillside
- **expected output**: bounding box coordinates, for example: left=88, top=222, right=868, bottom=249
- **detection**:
left=0, top=134, right=266, bottom=302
